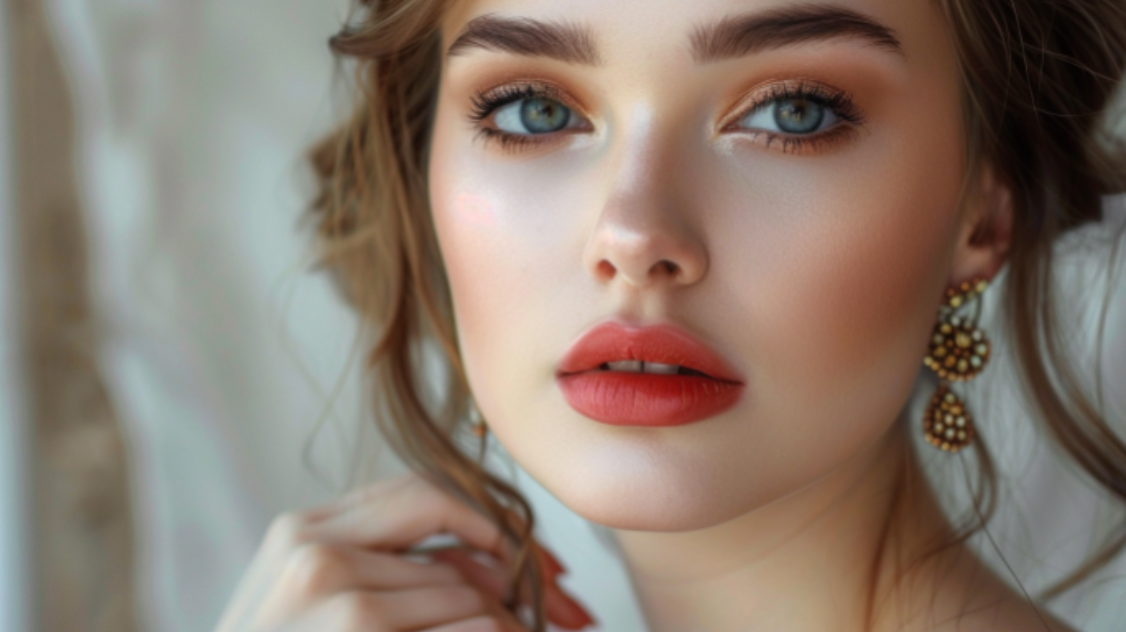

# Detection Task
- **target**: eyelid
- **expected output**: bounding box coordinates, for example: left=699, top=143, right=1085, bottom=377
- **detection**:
left=719, top=78, right=864, bottom=133
left=469, top=79, right=593, bottom=127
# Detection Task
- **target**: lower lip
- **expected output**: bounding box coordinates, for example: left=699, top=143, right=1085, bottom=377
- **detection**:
left=557, top=371, right=744, bottom=427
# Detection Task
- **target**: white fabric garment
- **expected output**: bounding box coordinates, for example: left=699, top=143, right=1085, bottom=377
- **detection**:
left=38, top=1, right=1126, bottom=631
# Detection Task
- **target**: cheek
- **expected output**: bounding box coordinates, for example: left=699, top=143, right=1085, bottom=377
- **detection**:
left=713, top=118, right=963, bottom=450
left=451, top=192, right=501, bottom=228
left=428, top=127, right=584, bottom=404
left=430, top=183, right=520, bottom=388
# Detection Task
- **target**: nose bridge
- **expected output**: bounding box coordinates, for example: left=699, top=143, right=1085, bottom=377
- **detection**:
left=583, top=109, right=707, bottom=290
left=607, top=111, right=670, bottom=211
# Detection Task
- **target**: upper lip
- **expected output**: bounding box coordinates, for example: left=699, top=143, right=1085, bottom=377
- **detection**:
left=556, top=321, right=745, bottom=383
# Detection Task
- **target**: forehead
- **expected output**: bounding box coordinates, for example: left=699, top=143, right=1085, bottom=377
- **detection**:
left=439, top=0, right=947, bottom=65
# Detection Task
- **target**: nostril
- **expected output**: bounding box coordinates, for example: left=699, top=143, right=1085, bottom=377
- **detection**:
left=597, top=260, right=616, bottom=279
left=660, top=260, right=679, bottom=275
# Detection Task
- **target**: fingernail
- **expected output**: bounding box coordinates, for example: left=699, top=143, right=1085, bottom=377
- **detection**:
left=538, top=546, right=568, bottom=576
left=571, top=602, right=596, bottom=629
left=548, top=585, right=596, bottom=630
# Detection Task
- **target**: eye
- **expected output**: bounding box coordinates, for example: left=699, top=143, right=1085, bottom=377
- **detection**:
left=738, top=97, right=841, bottom=135
left=494, top=96, right=581, bottom=135
left=467, top=83, right=589, bottom=152
left=721, top=81, right=865, bottom=153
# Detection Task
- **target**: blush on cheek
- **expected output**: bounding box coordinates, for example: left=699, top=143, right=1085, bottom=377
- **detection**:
left=453, top=191, right=499, bottom=228
left=827, top=239, right=943, bottom=370
left=746, top=194, right=956, bottom=404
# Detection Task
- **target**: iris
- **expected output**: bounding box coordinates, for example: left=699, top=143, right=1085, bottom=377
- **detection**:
left=520, top=98, right=570, bottom=133
left=773, top=98, right=824, bottom=134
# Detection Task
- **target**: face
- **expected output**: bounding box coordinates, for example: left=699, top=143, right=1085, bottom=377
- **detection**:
left=429, top=0, right=974, bottom=531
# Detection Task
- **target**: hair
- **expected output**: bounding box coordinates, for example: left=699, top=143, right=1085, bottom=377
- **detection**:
left=305, top=0, right=1126, bottom=628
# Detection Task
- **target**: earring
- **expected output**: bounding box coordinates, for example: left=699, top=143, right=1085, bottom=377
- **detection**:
left=921, top=277, right=991, bottom=452
left=468, top=397, right=488, bottom=438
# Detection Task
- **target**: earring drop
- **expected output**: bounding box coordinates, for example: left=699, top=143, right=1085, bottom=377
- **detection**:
left=923, top=385, right=976, bottom=451
left=921, top=277, right=990, bottom=452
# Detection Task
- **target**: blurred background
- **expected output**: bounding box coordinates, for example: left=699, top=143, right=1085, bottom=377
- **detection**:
left=1, top=1, right=1126, bottom=631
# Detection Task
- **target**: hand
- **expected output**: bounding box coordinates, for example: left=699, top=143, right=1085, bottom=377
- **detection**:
left=214, top=474, right=596, bottom=632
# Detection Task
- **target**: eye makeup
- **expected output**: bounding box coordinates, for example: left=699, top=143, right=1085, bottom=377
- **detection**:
left=720, top=78, right=866, bottom=154
left=463, top=76, right=868, bottom=155
left=466, top=80, right=592, bottom=153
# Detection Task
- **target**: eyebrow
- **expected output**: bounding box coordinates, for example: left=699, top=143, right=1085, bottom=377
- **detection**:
left=690, top=4, right=903, bottom=63
left=446, top=4, right=903, bottom=67
left=447, top=14, right=602, bottom=65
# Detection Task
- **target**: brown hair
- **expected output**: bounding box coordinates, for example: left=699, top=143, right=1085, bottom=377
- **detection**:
left=305, top=0, right=1126, bottom=628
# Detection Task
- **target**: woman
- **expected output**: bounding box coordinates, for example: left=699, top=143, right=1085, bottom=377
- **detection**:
left=216, top=0, right=1126, bottom=630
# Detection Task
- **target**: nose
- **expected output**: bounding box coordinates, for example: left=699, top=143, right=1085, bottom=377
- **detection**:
left=582, top=136, right=708, bottom=291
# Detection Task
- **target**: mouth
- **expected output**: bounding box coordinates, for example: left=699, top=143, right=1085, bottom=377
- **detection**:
left=556, top=322, right=746, bottom=427
left=588, top=360, right=714, bottom=378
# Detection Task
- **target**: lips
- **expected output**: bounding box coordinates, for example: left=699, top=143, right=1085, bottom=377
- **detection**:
left=556, top=322, right=746, bottom=427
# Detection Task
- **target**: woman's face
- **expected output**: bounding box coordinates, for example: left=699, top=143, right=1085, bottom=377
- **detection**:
left=429, top=0, right=970, bottom=530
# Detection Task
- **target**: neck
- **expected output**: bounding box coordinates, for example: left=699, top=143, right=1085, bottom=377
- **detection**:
left=612, top=423, right=957, bottom=632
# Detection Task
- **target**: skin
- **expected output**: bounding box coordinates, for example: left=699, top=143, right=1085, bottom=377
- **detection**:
left=427, top=0, right=1077, bottom=630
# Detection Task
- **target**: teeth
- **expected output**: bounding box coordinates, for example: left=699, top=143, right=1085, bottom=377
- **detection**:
left=602, top=360, right=681, bottom=375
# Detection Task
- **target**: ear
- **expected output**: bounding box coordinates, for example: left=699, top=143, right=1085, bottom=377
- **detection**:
left=949, top=162, right=1013, bottom=284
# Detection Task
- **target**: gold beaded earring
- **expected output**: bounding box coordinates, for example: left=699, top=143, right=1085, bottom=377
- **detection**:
left=921, top=277, right=991, bottom=452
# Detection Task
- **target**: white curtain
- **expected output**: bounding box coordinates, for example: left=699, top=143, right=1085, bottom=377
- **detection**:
left=0, top=3, right=33, bottom=632
left=33, top=1, right=1126, bottom=631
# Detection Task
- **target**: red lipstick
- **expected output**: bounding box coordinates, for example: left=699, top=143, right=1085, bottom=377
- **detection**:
left=556, top=322, right=745, bottom=427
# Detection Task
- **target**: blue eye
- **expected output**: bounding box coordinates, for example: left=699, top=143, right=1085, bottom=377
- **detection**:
left=494, top=97, right=576, bottom=135
left=739, top=98, right=841, bottom=135
left=467, top=81, right=863, bottom=154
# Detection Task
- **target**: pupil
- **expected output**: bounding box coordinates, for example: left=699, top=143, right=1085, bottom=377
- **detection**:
left=774, top=99, right=824, bottom=134
left=521, top=98, right=569, bottom=133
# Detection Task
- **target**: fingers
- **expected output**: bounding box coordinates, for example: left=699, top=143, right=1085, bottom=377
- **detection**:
left=232, top=474, right=597, bottom=632
left=306, top=476, right=511, bottom=562
left=303, top=477, right=569, bottom=580
left=288, top=585, right=501, bottom=632
left=308, top=476, right=595, bottom=628
left=431, top=548, right=595, bottom=631
left=257, top=543, right=464, bottom=619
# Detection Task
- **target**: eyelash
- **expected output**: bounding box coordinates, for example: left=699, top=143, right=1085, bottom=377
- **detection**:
left=467, top=83, right=575, bottom=153
left=729, top=81, right=865, bottom=153
left=466, top=80, right=865, bottom=155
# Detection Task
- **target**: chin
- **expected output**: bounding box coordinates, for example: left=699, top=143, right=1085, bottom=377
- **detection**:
left=527, top=447, right=763, bottom=532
